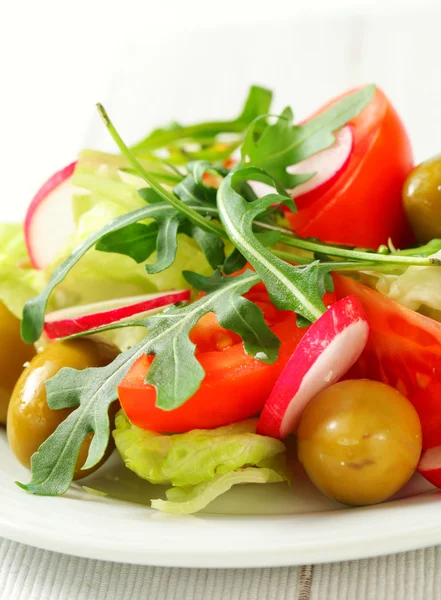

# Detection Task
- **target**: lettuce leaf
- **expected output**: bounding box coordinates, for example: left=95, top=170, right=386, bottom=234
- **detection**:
left=49, top=152, right=213, bottom=310
left=113, top=411, right=288, bottom=513
left=151, top=468, right=285, bottom=515
left=0, top=224, right=45, bottom=318
left=373, top=249, right=441, bottom=318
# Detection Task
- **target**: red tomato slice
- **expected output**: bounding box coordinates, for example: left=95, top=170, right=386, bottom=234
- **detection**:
left=118, top=312, right=306, bottom=433
left=285, top=88, right=414, bottom=250
left=334, top=274, right=441, bottom=449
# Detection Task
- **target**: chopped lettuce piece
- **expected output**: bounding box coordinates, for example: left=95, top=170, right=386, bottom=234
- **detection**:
left=0, top=224, right=45, bottom=318
left=372, top=249, right=441, bottom=318
left=113, top=411, right=288, bottom=513
left=152, top=468, right=285, bottom=515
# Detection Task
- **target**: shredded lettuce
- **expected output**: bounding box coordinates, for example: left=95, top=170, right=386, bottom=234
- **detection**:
left=0, top=224, right=45, bottom=318
left=151, top=468, right=285, bottom=515
left=372, top=249, right=441, bottom=319
left=113, top=411, right=288, bottom=514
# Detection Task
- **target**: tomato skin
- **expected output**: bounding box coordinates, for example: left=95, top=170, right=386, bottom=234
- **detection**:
left=286, top=88, right=414, bottom=249
left=118, top=313, right=306, bottom=432
left=334, top=274, right=441, bottom=449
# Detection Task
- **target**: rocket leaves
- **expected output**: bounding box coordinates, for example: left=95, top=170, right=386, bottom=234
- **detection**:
left=18, top=269, right=279, bottom=496
left=218, top=169, right=326, bottom=324
left=242, top=85, right=375, bottom=188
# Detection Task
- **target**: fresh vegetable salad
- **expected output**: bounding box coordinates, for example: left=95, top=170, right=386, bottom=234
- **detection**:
left=2, top=84, right=441, bottom=514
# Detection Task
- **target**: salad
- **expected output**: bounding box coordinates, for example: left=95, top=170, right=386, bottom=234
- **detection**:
left=2, top=84, right=441, bottom=515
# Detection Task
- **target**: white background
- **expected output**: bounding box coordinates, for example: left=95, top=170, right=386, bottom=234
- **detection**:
left=1, top=0, right=441, bottom=220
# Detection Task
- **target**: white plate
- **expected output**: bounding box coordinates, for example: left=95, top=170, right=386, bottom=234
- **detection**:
left=4, top=19, right=441, bottom=568
left=1, top=428, right=440, bottom=568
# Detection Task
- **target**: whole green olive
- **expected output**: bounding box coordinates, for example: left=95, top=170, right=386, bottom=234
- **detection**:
left=297, top=380, right=422, bottom=506
left=403, top=154, right=441, bottom=242
left=0, top=303, right=35, bottom=424
left=7, top=338, right=120, bottom=479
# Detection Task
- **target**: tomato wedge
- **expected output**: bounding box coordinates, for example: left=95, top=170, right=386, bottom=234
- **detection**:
left=334, top=274, right=441, bottom=449
left=118, top=311, right=306, bottom=433
left=286, top=88, right=414, bottom=249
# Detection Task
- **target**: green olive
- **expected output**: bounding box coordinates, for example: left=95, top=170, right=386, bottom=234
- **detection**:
left=403, top=154, right=441, bottom=242
left=7, top=338, right=120, bottom=479
left=0, top=303, right=35, bottom=424
left=297, top=380, right=422, bottom=506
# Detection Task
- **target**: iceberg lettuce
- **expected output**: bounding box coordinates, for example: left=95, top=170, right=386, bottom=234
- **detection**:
left=113, top=411, right=288, bottom=514
left=48, top=152, right=213, bottom=310
left=0, top=224, right=45, bottom=318
left=151, top=468, right=285, bottom=515
left=372, top=249, right=441, bottom=320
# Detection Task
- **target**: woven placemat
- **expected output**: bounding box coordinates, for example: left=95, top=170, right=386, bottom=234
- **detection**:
left=2, top=537, right=441, bottom=599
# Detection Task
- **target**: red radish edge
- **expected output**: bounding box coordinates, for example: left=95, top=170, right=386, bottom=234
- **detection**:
left=25, top=161, right=78, bottom=269
left=418, top=446, right=441, bottom=488
left=43, top=290, right=190, bottom=340
left=257, top=296, right=369, bottom=439
left=289, top=125, right=353, bottom=205
left=246, top=125, right=353, bottom=204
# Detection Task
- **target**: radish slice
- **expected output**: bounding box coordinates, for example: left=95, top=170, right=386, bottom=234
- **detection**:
left=289, top=125, right=353, bottom=203
left=25, top=161, right=78, bottom=269
left=418, top=446, right=441, bottom=488
left=44, top=290, right=190, bottom=340
left=257, top=296, right=369, bottom=439
left=246, top=125, right=353, bottom=203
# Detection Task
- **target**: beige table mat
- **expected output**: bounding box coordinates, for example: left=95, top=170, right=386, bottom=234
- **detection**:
left=2, top=537, right=441, bottom=599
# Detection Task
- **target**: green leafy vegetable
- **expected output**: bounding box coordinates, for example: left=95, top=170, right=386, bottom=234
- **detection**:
left=131, top=86, right=273, bottom=155
left=242, top=85, right=375, bottom=188
left=96, top=222, right=159, bottom=263
left=0, top=224, right=45, bottom=318
left=18, top=269, right=282, bottom=496
left=152, top=468, right=285, bottom=515
left=218, top=170, right=327, bottom=323
left=21, top=204, right=175, bottom=344
left=113, top=412, right=287, bottom=514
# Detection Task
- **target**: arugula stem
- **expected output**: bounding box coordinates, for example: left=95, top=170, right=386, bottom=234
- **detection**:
left=270, top=249, right=312, bottom=264
left=97, top=104, right=227, bottom=240
left=277, top=234, right=439, bottom=266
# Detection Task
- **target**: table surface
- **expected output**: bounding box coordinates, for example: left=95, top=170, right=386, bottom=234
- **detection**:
left=3, top=5, right=441, bottom=599
left=2, top=537, right=441, bottom=600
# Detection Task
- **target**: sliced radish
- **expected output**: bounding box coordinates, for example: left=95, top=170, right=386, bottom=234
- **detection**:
left=44, top=290, right=190, bottom=340
left=256, top=296, right=369, bottom=439
left=25, top=161, right=78, bottom=269
left=418, top=446, right=441, bottom=488
left=245, top=125, right=353, bottom=204
left=288, top=125, right=353, bottom=204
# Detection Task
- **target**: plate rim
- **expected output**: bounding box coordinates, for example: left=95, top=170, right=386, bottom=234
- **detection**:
left=2, top=474, right=441, bottom=568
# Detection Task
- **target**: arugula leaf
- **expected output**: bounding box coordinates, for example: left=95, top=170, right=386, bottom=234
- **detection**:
left=218, top=169, right=326, bottom=323
left=21, top=204, right=173, bottom=344
left=21, top=200, right=221, bottom=344
left=102, top=165, right=226, bottom=271
left=242, top=85, right=375, bottom=188
left=96, top=222, right=159, bottom=263
left=131, top=86, right=272, bottom=155
left=184, top=224, right=225, bottom=269
left=188, top=160, right=229, bottom=188
left=174, top=173, right=217, bottom=206
left=144, top=215, right=182, bottom=275
left=223, top=248, right=247, bottom=275
left=18, top=269, right=281, bottom=496
left=185, top=271, right=280, bottom=361
left=221, top=231, right=281, bottom=275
